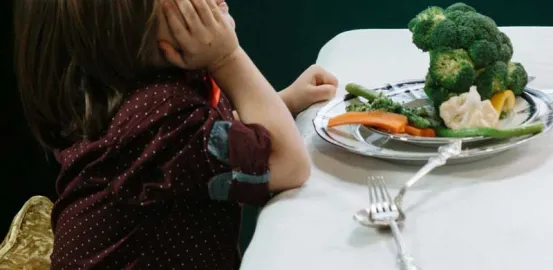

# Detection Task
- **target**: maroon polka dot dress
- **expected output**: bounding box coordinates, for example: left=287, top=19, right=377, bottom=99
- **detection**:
left=50, top=70, right=272, bottom=269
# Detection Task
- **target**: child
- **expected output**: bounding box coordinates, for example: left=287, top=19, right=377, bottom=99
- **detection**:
left=14, top=0, right=338, bottom=269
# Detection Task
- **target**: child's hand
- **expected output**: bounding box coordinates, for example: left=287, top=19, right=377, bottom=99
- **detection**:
left=158, top=0, right=239, bottom=72
left=280, top=65, right=338, bottom=115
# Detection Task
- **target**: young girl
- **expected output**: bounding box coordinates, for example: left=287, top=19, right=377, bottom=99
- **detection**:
left=15, top=0, right=337, bottom=269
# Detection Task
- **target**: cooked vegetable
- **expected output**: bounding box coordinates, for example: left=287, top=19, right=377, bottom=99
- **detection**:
left=409, top=7, right=446, bottom=51
left=429, top=49, right=475, bottom=93
left=497, top=32, right=514, bottom=63
left=436, top=121, right=544, bottom=138
left=468, top=40, right=499, bottom=68
left=439, top=87, right=499, bottom=130
left=409, top=3, right=502, bottom=52
left=345, top=83, right=440, bottom=129
left=408, top=6, right=446, bottom=32
left=451, top=12, right=499, bottom=43
left=345, top=83, right=380, bottom=101
left=408, top=2, right=529, bottom=105
left=424, top=73, right=456, bottom=110
left=429, top=19, right=460, bottom=49
left=405, top=125, right=436, bottom=137
left=506, top=62, right=529, bottom=95
left=338, top=3, right=533, bottom=139
left=327, top=111, right=408, bottom=133
left=475, top=61, right=508, bottom=99
left=444, top=2, right=477, bottom=14
left=490, top=90, right=515, bottom=114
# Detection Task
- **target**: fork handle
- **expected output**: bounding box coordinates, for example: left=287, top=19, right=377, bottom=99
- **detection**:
left=397, top=253, right=420, bottom=270
left=389, top=220, right=421, bottom=270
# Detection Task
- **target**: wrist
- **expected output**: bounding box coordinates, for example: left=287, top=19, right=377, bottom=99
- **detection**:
left=208, top=47, right=246, bottom=75
left=279, top=87, right=299, bottom=115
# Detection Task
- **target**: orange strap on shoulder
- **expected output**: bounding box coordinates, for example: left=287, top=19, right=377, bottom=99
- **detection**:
left=205, top=76, right=221, bottom=108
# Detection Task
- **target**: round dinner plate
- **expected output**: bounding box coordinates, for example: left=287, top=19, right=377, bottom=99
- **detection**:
left=313, top=80, right=553, bottom=165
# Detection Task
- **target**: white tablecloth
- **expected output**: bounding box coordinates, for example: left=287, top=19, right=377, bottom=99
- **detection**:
left=241, top=27, right=553, bottom=270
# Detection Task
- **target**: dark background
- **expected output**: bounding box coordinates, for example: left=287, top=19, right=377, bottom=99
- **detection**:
left=2, top=0, right=552, bottom=251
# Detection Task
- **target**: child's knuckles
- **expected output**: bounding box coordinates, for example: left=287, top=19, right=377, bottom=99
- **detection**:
left=171, top=27, right=187, bottom=39
left=186, top=43, right=201, bottom=54
left=309, top=64, right=323, bottom=72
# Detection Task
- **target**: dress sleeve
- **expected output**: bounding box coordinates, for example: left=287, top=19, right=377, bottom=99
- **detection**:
left=113, top=93, right=272, bottom=207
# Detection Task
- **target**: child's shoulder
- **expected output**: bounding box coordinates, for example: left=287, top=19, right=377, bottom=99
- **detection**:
left=129, top=70, right=208, bottom=106
left=109, top=70, right=211, bottom=134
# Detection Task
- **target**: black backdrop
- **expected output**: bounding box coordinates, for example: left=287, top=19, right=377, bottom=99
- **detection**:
left=2, top=0, right=552, bottom=250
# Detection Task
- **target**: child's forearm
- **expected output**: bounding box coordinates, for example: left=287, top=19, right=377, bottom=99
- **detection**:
left=277, top=88, right=296, bottom=115
left=233, top=91, right=292, bottom=120
left=211, top=48, right=310, bottom=191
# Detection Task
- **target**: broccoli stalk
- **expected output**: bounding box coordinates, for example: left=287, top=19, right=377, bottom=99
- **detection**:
left=424, top=72, right=456, bottom=111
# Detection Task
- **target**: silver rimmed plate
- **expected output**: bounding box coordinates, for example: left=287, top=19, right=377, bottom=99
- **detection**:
left=313, top=82, right=553, bottom=165
left=344, top=80, right=539, bottom=146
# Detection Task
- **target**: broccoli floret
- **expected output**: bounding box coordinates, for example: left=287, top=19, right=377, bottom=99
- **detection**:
left=506, top=62, right=528, bottom=95
left=451, top=12, right=499, bottom=42
left=429, top=19, right=459, bottom=49
left=475, top=61, right=508, bottom=99
left=468, top=40, right=499, bottom=68
left=429, top=49, right=476, bottom=93
left=445, top=3, right=477, bottom=14
left=442, top=10, right=478, bottom=49
left=412, top=20, right=436, bottom=51
left=409, top=7, right=446, bottom=51
left=408, top=6, right=446, bottom=32
left=410, top=3, right=525, bottom=105
left=445, top=10, right=466, bottom=23
left=457, top=26, right=476, bottom=49
left=497, top=32, right=514, bottom=62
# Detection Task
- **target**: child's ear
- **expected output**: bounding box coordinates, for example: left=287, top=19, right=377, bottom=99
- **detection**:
left=158, top=40, right=186, bottom=69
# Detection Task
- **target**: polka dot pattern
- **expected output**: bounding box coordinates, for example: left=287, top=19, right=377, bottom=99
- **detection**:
left=50, top=71, right=271, bottom=269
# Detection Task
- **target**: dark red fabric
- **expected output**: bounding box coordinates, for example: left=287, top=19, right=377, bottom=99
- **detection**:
left=50, top=71, right=271, bottom=270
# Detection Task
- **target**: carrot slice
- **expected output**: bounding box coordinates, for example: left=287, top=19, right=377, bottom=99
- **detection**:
left=405, top=125, right=423, bottom=136
left=328, top=111, right=408, bottom=134
left=405, top=125, right=436, bottom=137
left=422, top=128, right=436, bottom=137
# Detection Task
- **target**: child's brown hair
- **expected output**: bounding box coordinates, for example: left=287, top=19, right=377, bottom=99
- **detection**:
left=14, top=0, right=161, bottom=149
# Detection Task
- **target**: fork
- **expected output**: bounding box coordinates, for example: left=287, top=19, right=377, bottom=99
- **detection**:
left=368, top=177, right=421, bottom=270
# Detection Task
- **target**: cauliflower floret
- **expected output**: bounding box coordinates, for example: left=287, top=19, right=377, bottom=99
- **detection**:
left=439, top=86, right=499, bottom=129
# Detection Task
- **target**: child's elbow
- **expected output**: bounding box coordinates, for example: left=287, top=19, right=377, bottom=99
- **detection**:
left=268, top=151, right=311, bottom=191
left=288, top=152, right=312, bottom=188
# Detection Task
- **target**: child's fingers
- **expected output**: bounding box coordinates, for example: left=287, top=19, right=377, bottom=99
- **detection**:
left=162, top=0, right=192, bottom=46
left=174, top=0, right=200, bottom=31
left=206, top=0, right=224, bottom=23
left=159, top=41, right=187, bottom=69
left=320, top=72, right=339, bottom=86
left=310, top=66, right=338, bottom=86
left=311, top=84, right=337, bottom=101
left=190, top=0, right=216, bottom=27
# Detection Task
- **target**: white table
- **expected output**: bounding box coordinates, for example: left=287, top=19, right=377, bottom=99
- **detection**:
left=241, top=27, right=553, bottom=270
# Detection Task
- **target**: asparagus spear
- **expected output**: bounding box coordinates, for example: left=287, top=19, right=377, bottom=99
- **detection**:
left=436, top=122, right=544, bottom=139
